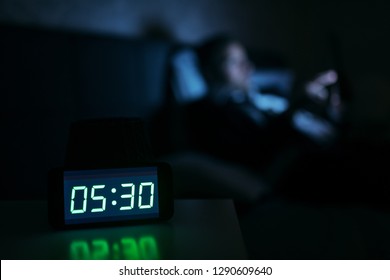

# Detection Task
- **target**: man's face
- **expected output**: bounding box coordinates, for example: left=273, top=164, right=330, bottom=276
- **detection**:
left=222, top=42, right=253, bottom=91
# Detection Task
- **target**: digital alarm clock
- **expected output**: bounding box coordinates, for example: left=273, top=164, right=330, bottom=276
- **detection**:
left=48, top=163, right=173, bottom=229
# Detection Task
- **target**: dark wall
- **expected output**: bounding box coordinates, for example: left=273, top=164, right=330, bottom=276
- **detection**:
left=0, top=25, right=171, bottom=199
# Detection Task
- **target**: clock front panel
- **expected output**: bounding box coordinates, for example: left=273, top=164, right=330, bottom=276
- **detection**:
left=63, top=167, right=159, bottom=225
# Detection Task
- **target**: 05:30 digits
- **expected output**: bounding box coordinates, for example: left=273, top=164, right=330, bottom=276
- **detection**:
left=69, top=182, right=155, bottom=214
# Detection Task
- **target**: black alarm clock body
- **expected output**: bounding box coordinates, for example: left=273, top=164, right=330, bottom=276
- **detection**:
left=48, top=163, right=173, bottom=229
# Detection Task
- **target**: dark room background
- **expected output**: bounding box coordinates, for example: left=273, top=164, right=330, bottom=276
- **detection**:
left=1, top=0, right=389, bottom=131
left=1, top=0, right=389, bottom=199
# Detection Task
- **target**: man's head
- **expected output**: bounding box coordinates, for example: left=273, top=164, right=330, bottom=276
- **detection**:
left=198, top=35, right=253, bottom=92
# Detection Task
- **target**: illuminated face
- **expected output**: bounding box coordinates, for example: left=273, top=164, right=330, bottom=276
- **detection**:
left=222, top=42, right=253, bottom=91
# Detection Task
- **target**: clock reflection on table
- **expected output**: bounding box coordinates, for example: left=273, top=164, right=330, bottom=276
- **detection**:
left=60, top=224, right=171, bottom=260
left=0, top=199, right=247, bottom=260
left=69, top=235, right=159, bottom=260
